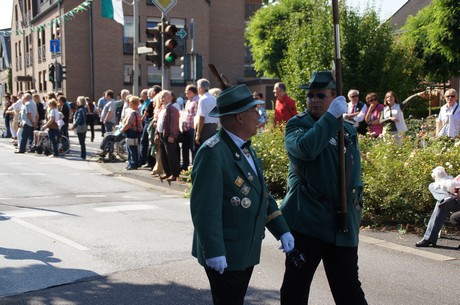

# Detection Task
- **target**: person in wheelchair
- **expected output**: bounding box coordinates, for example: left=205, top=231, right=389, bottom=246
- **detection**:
left=96, top=124, right=125, bottom=159
left=416, top=166, right=460, bottom=247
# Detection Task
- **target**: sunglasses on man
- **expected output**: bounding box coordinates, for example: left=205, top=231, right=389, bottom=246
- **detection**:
left=307, top=92, right=330, bottom=99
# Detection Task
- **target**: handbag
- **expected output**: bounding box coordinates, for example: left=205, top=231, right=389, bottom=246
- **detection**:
left=49, top=120, right=59, bottom=130
left=75, top=123, right=87, bottom=133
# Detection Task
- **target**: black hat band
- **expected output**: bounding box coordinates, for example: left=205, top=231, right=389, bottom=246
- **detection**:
left=217, top=95, right=254, bottom=114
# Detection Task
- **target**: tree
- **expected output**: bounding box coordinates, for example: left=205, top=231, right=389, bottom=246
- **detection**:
left=246, top=0, right=422, bottom=108
left=400, top=0, right=460, bottom=83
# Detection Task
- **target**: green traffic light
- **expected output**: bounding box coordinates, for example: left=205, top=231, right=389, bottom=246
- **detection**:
left=165, top=52, right=177, bottom=64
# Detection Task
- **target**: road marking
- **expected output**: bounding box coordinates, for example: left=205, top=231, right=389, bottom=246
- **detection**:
left=360, top=235, right=456, bottom=261
left=161, top=194, right=181, bottom=198
left=75, top=194, right=107, bottom=198
left=11, top=218, right=90, bottom=251
left=0, top=210, right=62, bottom=218
left=7, top=163, right=23, bottom=165
left=20, top=173, right=46, bottom=176
left=94, top=204, right=157, bottom=212
left=0, top=173, right=9, bottom=175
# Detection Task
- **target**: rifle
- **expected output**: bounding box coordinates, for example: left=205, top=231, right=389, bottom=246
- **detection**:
left=332, top=0, right=348, bottom=233
left=208, top=64, right=230, bottom=90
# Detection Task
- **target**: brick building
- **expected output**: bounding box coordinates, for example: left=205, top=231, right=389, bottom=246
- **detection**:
left=9, top=0, right=263, bottom=102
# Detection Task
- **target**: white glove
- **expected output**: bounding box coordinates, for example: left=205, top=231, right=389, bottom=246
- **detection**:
left=205, top=256, right=228, bottom=274
left=279, top=232, right=295, bottom=253
left=327, top=96, right=347, bottom=118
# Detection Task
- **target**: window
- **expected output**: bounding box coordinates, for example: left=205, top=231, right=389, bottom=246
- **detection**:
left=124, top=64, right=141, bottom=85
left=38, top=71, right=42, bottom=91
left=123, top=64, right=133, bottom=84
left=147, top=65, right=161, bottom=85
left=146, top=17, right=160, bottom=30
left=123, top=16, right=134, bottom=54
left=43, top=69, right=47, bottom=92
left=170, top=65, right=185, bottom=85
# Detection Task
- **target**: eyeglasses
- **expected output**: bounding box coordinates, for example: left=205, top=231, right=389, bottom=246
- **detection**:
left=367, top=98, right=377, bottom=102
left=349, top=95, right=358, bottom=98
left=446, top=95, right=456, bottom=98
left=307, top=92, right=330, bottom=99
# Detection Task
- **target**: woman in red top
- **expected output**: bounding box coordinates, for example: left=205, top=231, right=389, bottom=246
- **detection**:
left=364, top=92, right=384, bottom=137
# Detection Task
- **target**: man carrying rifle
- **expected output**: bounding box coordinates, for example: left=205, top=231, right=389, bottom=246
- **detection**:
left=280, top=71, right=368, bottom=305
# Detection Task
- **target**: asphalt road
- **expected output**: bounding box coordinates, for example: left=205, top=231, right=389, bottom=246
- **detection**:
left=0, top=127, right=459, bottom=305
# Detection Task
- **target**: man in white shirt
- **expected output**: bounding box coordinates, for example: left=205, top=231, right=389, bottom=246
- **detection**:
left=343, top=89, right=368, bottom=135
left=194, top=78, right=219, bottom=150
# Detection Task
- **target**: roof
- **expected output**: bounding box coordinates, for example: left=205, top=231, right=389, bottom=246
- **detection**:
left=389, top=0, right=432, bottom=30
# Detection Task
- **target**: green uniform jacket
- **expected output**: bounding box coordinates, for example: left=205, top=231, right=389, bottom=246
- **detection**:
left=191, top=129, right=290, bottom=271
left=281, top=111, right=363, bottom=247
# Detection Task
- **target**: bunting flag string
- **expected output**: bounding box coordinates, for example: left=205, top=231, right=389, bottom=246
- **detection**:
left=0, top=0, right=92, bottom=37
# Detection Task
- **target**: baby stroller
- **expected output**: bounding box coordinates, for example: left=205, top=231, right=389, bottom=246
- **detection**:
left=97, top=127, right=127, bottom=162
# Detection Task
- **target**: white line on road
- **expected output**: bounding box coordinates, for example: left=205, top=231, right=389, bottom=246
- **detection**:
left=11, top=218, right=90, bottom=251
left=0, top=210, right=63, bottom=218
left=75, top=194, right=107, bottom=198
left=94, top=204, right=157, bottom=212
left=20, top=173, right=46, bottom=176
left=360, top=235, right=456, bottom=261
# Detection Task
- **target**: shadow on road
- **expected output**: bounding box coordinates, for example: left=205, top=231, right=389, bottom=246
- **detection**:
left=0, top=274, right=281, bottom=305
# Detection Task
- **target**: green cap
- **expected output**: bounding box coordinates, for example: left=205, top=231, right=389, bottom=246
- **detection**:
left=299, top=71, right=336, bottom=90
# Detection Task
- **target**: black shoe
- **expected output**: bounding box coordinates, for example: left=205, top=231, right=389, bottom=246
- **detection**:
left=415, top=239, right=436, bottom=247
left=14, top=150, right=25, bottom=154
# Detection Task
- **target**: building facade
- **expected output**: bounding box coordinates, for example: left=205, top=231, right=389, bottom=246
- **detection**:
left=9, top=0, right=262, bottom=102
left=0, top=30, right=11, bottom=97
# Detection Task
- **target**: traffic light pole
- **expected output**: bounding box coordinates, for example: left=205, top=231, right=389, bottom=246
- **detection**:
left=133, top=0, right=139, bottom=95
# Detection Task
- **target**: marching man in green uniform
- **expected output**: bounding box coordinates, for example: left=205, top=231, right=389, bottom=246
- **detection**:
left=190, top=84, right=294, bottom=305
left=280, top=71, right=368, bottom=305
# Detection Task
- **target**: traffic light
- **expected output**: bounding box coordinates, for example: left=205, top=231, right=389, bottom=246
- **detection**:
left=163, top=24, right=178, bottom=66
left=48, top=63, right=55, bottom=83
left=56, top=64, right=67, bottom=83
left=194, top=54, right=203, bottom=80
left=146, top=25, right=162, bottom=67
left=180, top=54, right=191, bottom=80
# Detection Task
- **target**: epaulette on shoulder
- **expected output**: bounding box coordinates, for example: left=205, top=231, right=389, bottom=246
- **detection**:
left=205, top=134, right=220, bottom=148
left=297, top=111, right=308, bottom=118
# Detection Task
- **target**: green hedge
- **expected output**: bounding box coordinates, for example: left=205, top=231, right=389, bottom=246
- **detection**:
left=252, top=115, right=460, bottom=229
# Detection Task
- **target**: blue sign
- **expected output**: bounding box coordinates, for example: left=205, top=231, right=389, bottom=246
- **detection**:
left=50, top=40, right=60, bottom=53
left=176, top=28, right=187, bottom=39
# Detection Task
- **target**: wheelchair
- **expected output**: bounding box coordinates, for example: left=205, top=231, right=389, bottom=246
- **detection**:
left=97, top=131, right=128, bottom=162
left=35, top=131, right=70, bottom=156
